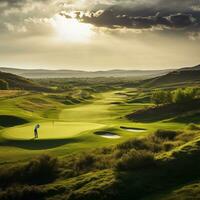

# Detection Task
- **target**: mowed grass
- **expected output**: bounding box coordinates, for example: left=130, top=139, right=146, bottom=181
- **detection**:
left=2, top=122, right=106, bottom=140
left=0, top=89, right=188, bottom=163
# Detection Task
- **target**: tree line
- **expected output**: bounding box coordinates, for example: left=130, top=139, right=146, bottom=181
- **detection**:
left=151, top=88, right=199, bottom=105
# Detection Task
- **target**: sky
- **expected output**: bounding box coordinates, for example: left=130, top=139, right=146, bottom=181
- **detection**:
left=0, top=0, right=200, bottom=71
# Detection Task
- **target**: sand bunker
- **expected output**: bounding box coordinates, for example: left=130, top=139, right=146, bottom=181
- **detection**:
left=120, top=126, right=147, bottom=133
left=94, top=131, right=121, bottom=139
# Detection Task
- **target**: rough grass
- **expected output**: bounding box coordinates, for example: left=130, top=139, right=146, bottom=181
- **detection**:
left=0, top=155, right=59, bottom=187
left=0, top=128, right=200, bottom=200
left=153, top=182, right=200, bottom=200
left=127, top=99, right=200, bottom=122
left=1, top=87, right=200, bottom=200
left=115, top=149, right=155, bottom=171
left=186, top=123, right=200, bottom=131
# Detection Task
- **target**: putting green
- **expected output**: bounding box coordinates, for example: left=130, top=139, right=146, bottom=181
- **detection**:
left=2, top=122, right=105, bottom=140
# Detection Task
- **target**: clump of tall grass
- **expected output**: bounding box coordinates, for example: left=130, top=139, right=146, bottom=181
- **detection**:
left=153, top=129, right=180, bottom=140
left=186, top=123, right=200, bottom=131
left=0, top=155, right=59, bottom=187
left=115, top=149, right=156, bottom=171
left=0, top=185, right=45, bottom=200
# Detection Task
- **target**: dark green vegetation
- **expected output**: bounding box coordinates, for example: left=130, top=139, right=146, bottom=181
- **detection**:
left=0, top=71, right=49, bottom=91
left=0, top=128, right=200, bottom=200
left=151, top=87, right=199, bottom=105
left=140, top=64, right=200, bottom=88
left=1, top=64, right=200, bottom=200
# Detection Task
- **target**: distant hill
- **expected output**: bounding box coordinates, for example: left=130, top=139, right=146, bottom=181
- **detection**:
left=0, top=67, right=173, bottom=79
left=141, top=64, right=200, bottom=88
left=0, top=71, right=48, bottom=91
left=178, top=64, right=200, bottom=71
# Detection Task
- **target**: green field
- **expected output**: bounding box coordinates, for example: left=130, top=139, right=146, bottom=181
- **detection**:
left=1, top=83, right=200, bottom=200
left=0, top=89, right=186, bottom=164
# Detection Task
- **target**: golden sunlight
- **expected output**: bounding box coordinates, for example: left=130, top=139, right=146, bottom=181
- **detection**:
left=51, top=14, right=94, bottom=42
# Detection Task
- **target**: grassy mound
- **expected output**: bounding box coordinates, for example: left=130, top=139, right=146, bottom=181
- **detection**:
left=0, top=115, right=28, bottom=127
left=127, top=99, right=200, bottom=122
left=1, top=129, right=200, bottom=200
left=0, top=71, right=49, bottom=91
left=152, top=182, right=200, bottom=200
left=0, top=155, right=59, bottom=187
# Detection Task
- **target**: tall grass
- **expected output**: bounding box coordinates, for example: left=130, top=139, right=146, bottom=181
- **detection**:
left=0, top=155, right=59, bottom=187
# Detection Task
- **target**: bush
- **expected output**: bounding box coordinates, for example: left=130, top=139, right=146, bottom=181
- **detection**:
left=24, top=155, right=59, bottom=184
left=154, top=129, right=180, bottom=140
left=173, top=88, right=197, bottom=104
left=0, top=155, right=59, bottom=186
left=74, top=154, right=96, bottom=172
left=151, top=90, right=172, bottom=105
left=176, top=132, right=197, bottom=142
left=116, top=137, right=163, bottom=153
left=186, top=123, right=200, bottom=131
left=151, top=88, right=198, bottom=105
left=0, top=185, right=45, bottom=200
left=117, top=138, right=148, bottom=151
left=163, top=141, right=180, bottom=151
left=115, top=149, right=156, bottom=171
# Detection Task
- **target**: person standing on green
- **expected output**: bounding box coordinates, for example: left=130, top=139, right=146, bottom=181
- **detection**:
left=34, top=124, right=40, bottom=139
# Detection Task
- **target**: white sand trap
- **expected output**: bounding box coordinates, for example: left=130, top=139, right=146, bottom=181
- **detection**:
left=101, top=133, right=121, bottom=139
left=120, top=126, right=147, bottom=133
left=95, top=131, right=121, bottom=139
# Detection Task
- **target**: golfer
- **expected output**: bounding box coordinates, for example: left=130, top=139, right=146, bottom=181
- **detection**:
left=34, top=124, right=40, bottom=139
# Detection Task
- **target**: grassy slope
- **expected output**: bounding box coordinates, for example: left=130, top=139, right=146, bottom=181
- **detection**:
left=0, top=71, right=48, bottom=91
left=151, top=181, right=200, bottom=200
left=139, top=65, right=200, bottom=88
left=1, top=87, right=200, bottom=199
left=0, top=89, right=186, bottom=164
left=1, top=129, right=200, bottom=200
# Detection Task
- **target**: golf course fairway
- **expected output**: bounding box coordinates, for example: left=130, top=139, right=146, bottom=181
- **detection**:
left=2, top=122, right=106, bottom=140
left=0, top=90, right=183, bottom=163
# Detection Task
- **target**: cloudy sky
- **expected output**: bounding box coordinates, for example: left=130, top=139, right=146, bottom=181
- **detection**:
left=0, top=0, right=200, bottom=70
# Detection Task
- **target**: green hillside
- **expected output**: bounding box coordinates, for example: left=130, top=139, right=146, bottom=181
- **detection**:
left=0, top=71, right=48, bottom=91
left=1, top=76, right=200, bottom=200
left=141, top=64, right=200, bottom=88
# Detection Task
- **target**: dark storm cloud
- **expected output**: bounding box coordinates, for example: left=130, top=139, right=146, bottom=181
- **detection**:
left=0, top=0, right=200, bottom=37
left=79, top=9, right=199, bottom=30
left=61, top=0, right=200, bottom=31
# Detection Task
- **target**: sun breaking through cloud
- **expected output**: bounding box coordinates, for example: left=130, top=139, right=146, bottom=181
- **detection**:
left=0, top=0, right=199, bottom=70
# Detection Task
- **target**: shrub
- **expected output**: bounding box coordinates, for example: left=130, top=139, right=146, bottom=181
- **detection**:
left=74, top=154, right=96, bottom=172
left=176, top=132, right=197, bottom=142
left=116, top=137, right=163, bottom=153
left=186, top=123, right=200, bottom=131
left=154, top=129, right=180, bottom=140
left=24, top=155, right=59, bottom=184
left=151, top=90, right=172, bottom=105
left=173, top=88, right=197, bottom=104
left=116, top=138, right=148, bottom=150
left=163, top=141, right=180, bottom=151
left=0, top=155, right=59, bottom=186
left=115, top=149, right=156, bottom=171
left=151, top=88, right=198, bottom=105
left=0, top=185, right=45, bottom=200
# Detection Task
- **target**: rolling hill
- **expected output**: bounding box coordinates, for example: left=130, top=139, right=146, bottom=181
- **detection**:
left=0, top=67, right=173, bottom=79
left=0, top=71, right=49, bottom=91
left=141, top=64, right=200, bottom=88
